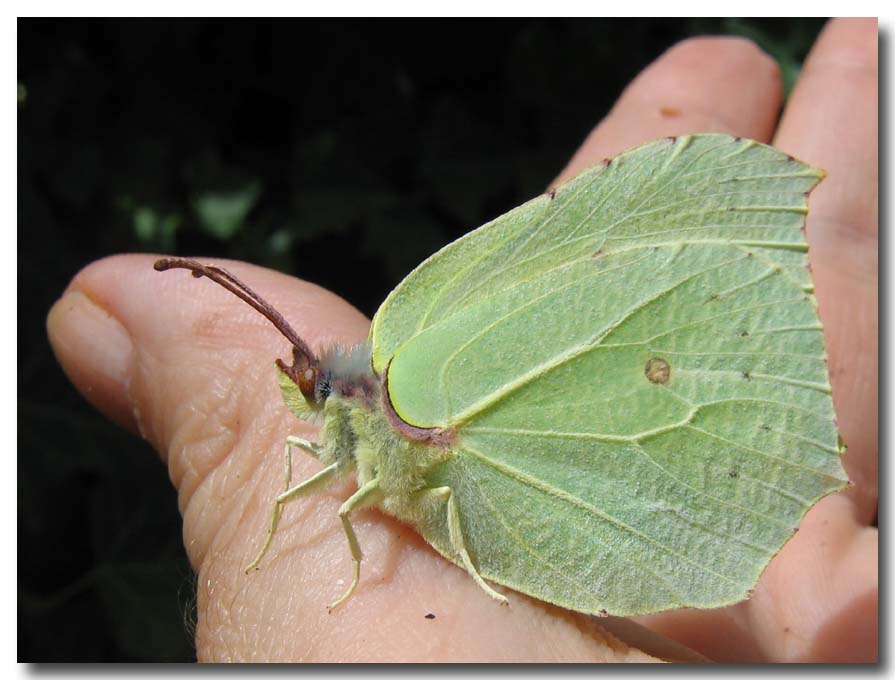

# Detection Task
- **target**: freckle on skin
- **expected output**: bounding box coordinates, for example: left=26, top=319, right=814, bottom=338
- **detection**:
left=660, top=106, right=681, bottom=118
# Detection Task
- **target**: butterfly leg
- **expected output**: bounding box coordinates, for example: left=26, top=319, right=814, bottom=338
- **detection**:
left=275, top=436, right=323, bottom=507
left=425, top=486, right=508, bottom=605
left=327, top=478, right=382, bottom=611
left=285, top=435, right=322, bottom=460
left=244, top=455, right=341, bottom=573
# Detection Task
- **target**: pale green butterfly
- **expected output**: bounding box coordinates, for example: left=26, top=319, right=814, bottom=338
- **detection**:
left=156, top=134, right=848, bottom=617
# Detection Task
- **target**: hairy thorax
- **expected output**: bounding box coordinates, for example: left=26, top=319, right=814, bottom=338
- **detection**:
left=320, top=393, right=455, bottom=525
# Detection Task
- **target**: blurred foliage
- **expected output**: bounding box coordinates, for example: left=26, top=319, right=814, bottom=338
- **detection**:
left=18, top=18, right=825, bottom=661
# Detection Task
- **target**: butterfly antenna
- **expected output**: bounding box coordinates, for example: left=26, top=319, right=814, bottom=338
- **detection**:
left=154, top=257, right=321, bottom=402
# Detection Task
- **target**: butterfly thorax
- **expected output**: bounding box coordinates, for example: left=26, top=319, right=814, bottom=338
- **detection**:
left=307, top=389, right=455, bottom=533
left=281, top=342, right=454, bottom=519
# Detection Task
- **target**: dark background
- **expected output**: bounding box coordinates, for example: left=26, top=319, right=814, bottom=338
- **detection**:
left=18, top=18, right=826, bottom=662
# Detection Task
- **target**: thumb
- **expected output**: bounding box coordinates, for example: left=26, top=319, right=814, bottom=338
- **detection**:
left=46, top=253, right=370, bottom=553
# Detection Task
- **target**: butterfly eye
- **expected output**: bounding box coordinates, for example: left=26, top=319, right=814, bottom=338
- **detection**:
left=299, top=368, right=320, bottom=404
left=276, top=348, right=321, bottom=406
left=316, top=375, right=333, bottom=402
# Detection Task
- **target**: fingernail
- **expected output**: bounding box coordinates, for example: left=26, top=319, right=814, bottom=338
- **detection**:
left=47, top=290, right=137, bottom=430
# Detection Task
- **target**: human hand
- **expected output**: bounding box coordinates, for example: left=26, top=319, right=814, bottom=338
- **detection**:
left=46, top=18, right=876, bottom=662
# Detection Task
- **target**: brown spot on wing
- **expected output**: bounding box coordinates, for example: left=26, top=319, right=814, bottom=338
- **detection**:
left=645, top=358, right=671, bottom=384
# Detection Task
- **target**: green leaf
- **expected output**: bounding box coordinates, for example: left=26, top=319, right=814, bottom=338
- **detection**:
left=193, top=179, right=262, bottom=240
left=133, top=206, right=181, bottom=250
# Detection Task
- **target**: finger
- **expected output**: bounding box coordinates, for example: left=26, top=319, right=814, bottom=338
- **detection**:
left=773, top=18, right=878, bottom=521
left=556, top=36, right=783, bottom=184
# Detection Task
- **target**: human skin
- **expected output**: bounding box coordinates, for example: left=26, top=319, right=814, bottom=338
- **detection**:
left=46, top=18, right=877, bottom=662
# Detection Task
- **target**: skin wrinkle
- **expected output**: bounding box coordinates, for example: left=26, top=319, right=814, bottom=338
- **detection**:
left=188, top=422, right=283, bottom=570
left=198, top=446, right=349, bottom=661
left=169, top=342, right=281, bottom=512
left=167, top=381, right=235, bottom=503
left=173, top=410, right=235, bottom=517
left=187, top=458, right=242, bottom=570
left=63, top=272, right=288, bottom=660
left=129, top=349, right=184, bottom=465
left=241, top=487, right=341, bottom=574
left=171, top=357, right=311, bottom=653
left=203, top=546, right=250, bottom=661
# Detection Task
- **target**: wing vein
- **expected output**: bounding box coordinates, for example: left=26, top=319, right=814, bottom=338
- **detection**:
left=430, top=173, right=604, bottom=326
left=437, top=251, right=654, bottom=415
left=462, top=443, right=743, bottom=587
left=449, top=253, right=748, bottom=425
left=456, top=457, right=685, bottom=607
left=637, top=296, right=810, bottom=346
left=684, top=425, right=844, bottom=484
left=688, top=396, right=828, bottom=421
left=630, top=441, right=787, bottom=542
